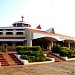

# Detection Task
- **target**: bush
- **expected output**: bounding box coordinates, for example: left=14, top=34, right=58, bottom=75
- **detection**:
left=30, top=56, right=35, bottom=62
left=16, top=46, right=23, bottom=54
left=39, top=53, right=46, bottom=61
left=45, top=58, right=51, bottom=61
left=52, top=45, right=75, bottom=58
left=21, top=55, right=30, bottom=61
left=16, top=46, right=46, bottom=62
left=33, top=51, right=41, bottom=56
left=52, top=45, right=63, bottom=53
left=16, top=46, right=42, bottom=55
left=29, top=46, right=42, bottom=51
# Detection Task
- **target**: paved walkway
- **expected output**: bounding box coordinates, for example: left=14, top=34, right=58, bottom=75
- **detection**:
left=0, top=61, right=75, bottom=75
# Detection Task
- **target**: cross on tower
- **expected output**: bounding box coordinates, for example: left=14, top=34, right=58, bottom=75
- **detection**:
left=21, top=15, right=24, bottom=22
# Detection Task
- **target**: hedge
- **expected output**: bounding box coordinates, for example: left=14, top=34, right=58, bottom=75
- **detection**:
left=16, top=46, right=46, bottom=62
left=52, top=45, right=75, bottom=58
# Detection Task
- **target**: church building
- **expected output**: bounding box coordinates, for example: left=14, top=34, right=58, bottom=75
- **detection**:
left=0, top=16, right=75, bottom=51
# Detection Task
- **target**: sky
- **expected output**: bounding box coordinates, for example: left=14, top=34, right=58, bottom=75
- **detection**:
left=0, top=0, right=75, bottom=37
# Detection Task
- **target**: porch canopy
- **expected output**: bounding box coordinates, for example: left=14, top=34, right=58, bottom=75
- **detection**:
left=25, top=28, right=75, bottom=42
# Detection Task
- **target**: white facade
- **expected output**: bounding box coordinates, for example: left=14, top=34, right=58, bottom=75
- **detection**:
left=0, top=19, right=31, bottom=51
left=0, top=17, right=75, bottom=51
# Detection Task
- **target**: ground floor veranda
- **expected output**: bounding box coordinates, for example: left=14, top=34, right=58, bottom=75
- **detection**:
left=0, top=37, right=75, bottom=51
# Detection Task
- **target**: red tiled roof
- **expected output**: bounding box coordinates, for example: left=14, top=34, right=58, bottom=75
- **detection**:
left=26, top=28, right=75, bottom=40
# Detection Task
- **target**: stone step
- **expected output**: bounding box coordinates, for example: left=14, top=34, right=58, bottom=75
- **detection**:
left=47, top=53, right=65, bottom=62
left=0, top=54, right=9, bottom=66
left=2, top=53, right=16, bottom=66
left=8, top=53, right=23, bottom=65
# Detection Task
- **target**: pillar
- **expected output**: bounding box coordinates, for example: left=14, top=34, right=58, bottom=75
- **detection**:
left=27, top=39, right=32, bottom=47
left=12, top=42, right=16, bottom=50
left=47, top=41, right=53, bottom=50
left=51, top=41, right=53, bottom=47
left=47, top=43, right=51, bottom=50
left=13, top=30, right=16, bottom=37
left=68, top=42, right=70, bottom=49
left=25, top=29, right=32, bottom=47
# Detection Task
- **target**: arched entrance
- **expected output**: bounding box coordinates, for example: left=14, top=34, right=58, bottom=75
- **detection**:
left=32, top=37, right=57, bottom=50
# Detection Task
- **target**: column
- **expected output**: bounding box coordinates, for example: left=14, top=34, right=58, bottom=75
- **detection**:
left=13, top=30, right=16, bottom=37
left=48, top=43, right=51, bottom=50
left=26, top=29, right=32, bottom=47
left=27, top=39, right=32, bottom=47
left=51, top=41, right=53, bottom=47
left=68, top=42, right=70, bottom=49
left=47, top=41, right=53, bottom=50
left=3, top=30, right=6, bottom=37
left=12, top=42, right=16, bottom=50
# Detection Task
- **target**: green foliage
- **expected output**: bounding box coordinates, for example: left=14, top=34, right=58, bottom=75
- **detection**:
left=52, top=45, right=75, bottom=58
left=29, top=56, right=35, bottom=62
left=21, top=55, right=30, bottom=61
left=45, top=58, right=51, bottom=61
left=52, top=45, right=63, bottom=53
left=16, top=46, right=46, bottom=62
left=39, top=53, right=46, bottom=61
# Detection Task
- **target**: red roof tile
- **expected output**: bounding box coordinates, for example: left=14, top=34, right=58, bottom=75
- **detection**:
left=26, top=28, right=75, bottom=40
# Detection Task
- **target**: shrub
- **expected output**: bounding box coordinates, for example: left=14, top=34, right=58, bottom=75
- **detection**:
left=35, top=57, right=39, bottom=62
left=21, top=55, right=30, bottom=61
left=29, top=56, right=35, bottom=62
left=16, top=46, right=46, bottom=62
left=52, top=45, right=75, bottom=58
left=52, top=45, right=63, bottom=53
left=16, top=46, right=23, bottom=54
left=33, top=51, right=41, bottom=56
left=45, top=58, right=51, bottom=61
left=39, top=53, right=46, bottom=61
left=16, top=46, right=42, bottom=55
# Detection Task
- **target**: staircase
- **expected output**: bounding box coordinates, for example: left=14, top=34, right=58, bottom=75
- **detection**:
left=8, top=53, right=23, bottom=65
left=0, top=54, right=9, bottom=66
left=47, top=53, right=65, bottom=62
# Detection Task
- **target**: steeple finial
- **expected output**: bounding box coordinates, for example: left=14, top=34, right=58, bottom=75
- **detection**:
left=21, top=15, right=24, bottom=22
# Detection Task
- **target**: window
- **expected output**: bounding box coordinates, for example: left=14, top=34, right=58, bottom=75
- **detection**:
left=17, top=23, right=22, bottom=27
left=0, top=29, right=3, bottom=31
left=16, top=32, right=23, bottom=35
left=24, top=24, right=28, bottom=27
left=0, top=32, right=3, bottom=35
left=6, top=32, right=13, bottom=35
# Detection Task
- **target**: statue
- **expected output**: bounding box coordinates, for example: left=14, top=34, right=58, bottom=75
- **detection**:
left=4, top=44, right=8, bottom=52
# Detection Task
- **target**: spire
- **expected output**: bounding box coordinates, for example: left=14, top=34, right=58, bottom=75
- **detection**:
left=21, top=15, right=24, bottom=22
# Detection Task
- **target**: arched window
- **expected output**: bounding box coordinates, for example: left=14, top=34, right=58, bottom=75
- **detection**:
left=0, top=32, right=3, bottom=35
left=16, top=32, right=23, bottom=35
left=6, top=32, right=13, bottom=35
